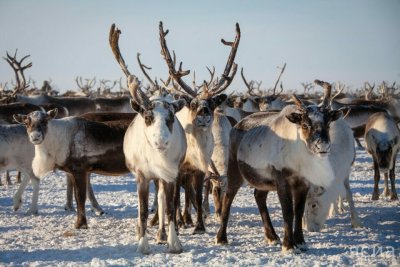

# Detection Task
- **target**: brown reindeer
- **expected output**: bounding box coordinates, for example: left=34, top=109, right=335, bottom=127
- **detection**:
left=159, top=21, right=240, bottom=234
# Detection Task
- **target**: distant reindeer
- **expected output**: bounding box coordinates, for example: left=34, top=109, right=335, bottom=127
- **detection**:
left=365, top=112, right=399, bottom=201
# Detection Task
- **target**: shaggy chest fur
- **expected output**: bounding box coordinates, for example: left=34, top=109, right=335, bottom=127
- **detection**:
left=124, top=116, right=187, bottom=183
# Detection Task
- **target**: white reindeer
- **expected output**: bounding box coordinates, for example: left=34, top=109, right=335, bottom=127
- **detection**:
left=109, top=24, right=187, bottom=254
left=365, top=112, right=399, bottom=200
left=216, top=80, right=348, bottom=253
left=304, top=112, right=362, bottom=231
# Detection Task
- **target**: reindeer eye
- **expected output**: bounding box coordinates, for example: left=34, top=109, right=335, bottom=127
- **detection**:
left=302, top=124, right=310, bottom=130
left=190, top=100, right=198, bottom=110
left=311, top=204, right=317, bottom=208
left=143, top=111, right=154, bottom=126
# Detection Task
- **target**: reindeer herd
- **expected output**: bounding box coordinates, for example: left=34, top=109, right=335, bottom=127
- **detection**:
left=1, top=22, right=399, bottom=255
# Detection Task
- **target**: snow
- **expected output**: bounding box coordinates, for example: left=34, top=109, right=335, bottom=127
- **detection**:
left=1, top=146, right=399, bottom=266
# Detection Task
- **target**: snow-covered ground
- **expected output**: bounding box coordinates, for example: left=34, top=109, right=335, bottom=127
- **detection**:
left=1, top=146, right=399, bottom=266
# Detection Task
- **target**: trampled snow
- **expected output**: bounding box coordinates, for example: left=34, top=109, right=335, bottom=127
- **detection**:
left=0, top=146, right=399, bottom=266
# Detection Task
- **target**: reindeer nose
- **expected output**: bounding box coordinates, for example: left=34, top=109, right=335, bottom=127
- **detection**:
left=155, top=140, right=169, bottom=151
left=316, top=139, right=330, bottom=154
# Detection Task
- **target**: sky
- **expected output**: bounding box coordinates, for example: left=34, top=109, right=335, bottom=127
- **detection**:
left=0, top=0, right=399, bottom=94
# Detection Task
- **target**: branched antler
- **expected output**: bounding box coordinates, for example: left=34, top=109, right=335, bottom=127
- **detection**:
left=159, top=21, right=240, bottom=98
left=3, top=49, right=32, bottom=95
left=109, top=23, right=152, bottom=110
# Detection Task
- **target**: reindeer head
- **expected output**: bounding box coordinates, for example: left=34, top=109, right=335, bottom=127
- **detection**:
left=372, top=136, right=398, bottom=172
left=109, top=24, right=186, bottom=153
left=159, top=21, right=239, bottom=129
left=286, top=80, right=345, bottom=157
left=13, top=109, right=58, bottom=145
left=304, top=185, right=329, bottom=232
left=128, top=76, right=186, bottom=152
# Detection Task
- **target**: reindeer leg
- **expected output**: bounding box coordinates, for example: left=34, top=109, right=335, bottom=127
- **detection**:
left=183, top=177, right=194, bottom=228
left=174, top=174, right=184, bottom=230
left=150, top=180, right=159, bottom=227
left=164, top=180, right=183, bottom=253
left=13, top=172, right=30, bottom=211
left=6, top=170, right=12, bottom=185
left=151, top=180, right=159, bottom=213
left=72, top=171, right=88, bottom=229
left=389, top=158, right=398, bottom=201
left=274, top=168, right=296, bottom=254
left=65, top=174, right=75, bottom=211
left=193, top=171, right=206, bottom=234
left=382, top=173, right=390, bottom=197
left=371, top=160, right=380, bottom=200
left=344, top=177, right=362, bottom=228
left=17, top=171, right=22, bottom=183
left=26, top=171, right=40, bottom=215
left=202, top=178, right=211, bottom=219
left=212, top=180, right=223, bottom=222
left=136, top=172, right=150, bottom=254
left=292, top=180, right=309, bottom=252
left=156, top=180, right=167, bottom=244
left=254, top=189, right=280, bottom=245
left=216, top=157, right=243, bottom=245
left=87, top=175, right=104, bottom=216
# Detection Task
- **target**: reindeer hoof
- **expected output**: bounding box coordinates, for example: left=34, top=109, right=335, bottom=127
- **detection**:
left=295, top=242, right=308, bottom=252
left=390, top=193, right=398, bottom=201
left=193, top=224, right=206, bottom=235
left=64, top=205, right=75, bottom=212
left=281, top=246, right=301, bottom=254
left=371, top=192, right=379, bottom=200
left=75, top=221, right=88, bottom=229
left=137, top=236, right=150, bottom=254
left=156, top=229, right=167, bottom=244
left=92, top=208, right=105, bottom=216
left=266, top=237, right=281, bottom=245
left=26, top=209, right=38, bottom=216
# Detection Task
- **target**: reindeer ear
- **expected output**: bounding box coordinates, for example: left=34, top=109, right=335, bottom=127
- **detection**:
left=47, top=108, right=58, bottom=119
left=212, top=94, right=227, bottom=109
left=129, top=99, right=142, bottom=113
left=171, top=99, right=186, bottom=113
left=286, top=112, right=302, bottom=124
left=329, top=108, right=346, bottom=122
left=13, top=114, right=28, bottom=124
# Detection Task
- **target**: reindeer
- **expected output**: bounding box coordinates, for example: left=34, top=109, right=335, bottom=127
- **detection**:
left=159, top=21, right=240, bottom=234
left=365, top=112, right=399, bottom=201
left=216, top=80, right=347, bottom=253
left=303, top=86, right=362, bottom=231
left=13, top=104, right=131, bottom=229
left=109, top=23, right=188, bottom=254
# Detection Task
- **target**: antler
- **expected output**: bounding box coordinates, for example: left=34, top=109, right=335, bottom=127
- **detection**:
left=137, top=53, right=157, bottom=88
left=272, top=63, right=286, bottom=96
left=314, top=79, right=332, bottom=109
left=291, top=94, right=307, bottom=110
left=109, top=23, right=151, bottom=109
left=159, top=21, right=197, bottom=97
left=241, top=68, right=258, bottom=96
left=364, top=81, right=375, bottom=100
left=3, top=49, right=32, bottom=95
left=208, top=23, right=240, bottom=95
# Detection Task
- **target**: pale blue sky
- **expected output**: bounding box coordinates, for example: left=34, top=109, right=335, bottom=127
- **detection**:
left=0, top=0, right=399, bottom=93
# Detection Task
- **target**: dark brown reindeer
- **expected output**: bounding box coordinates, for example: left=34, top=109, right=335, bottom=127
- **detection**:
left=216, top=80, right=347, bottom=253
left=159, top=21, right=240, bottom=234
